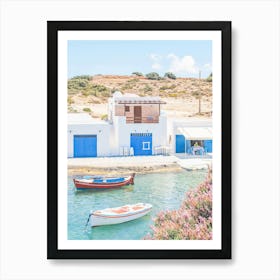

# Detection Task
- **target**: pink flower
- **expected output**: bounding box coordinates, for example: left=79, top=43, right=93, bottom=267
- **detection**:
left=144, top=168, right=213, bottom=240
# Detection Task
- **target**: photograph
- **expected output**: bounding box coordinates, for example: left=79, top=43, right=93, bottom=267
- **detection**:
left=67, top=39, right=213, bottom=241
left=48, top=21, right=231, bottom=259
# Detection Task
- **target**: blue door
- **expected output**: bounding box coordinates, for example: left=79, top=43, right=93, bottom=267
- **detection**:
left=204, top=140, right=212, bottom=153
left=176, top=135, right=191, bottom=153
left=130, top=133, right=152, bottom=156
left=74, top=135, right=97, bottom=157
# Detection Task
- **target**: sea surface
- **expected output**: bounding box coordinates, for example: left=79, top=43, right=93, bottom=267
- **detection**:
left=68, top=170, right=207, bottom=240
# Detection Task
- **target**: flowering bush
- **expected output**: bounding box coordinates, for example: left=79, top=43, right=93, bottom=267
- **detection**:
left=145, top=169, right=212, bottom=240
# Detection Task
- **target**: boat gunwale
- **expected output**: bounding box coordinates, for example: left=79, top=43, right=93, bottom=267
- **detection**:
left=76, top=176, right=130, bottom=184
left=92, top=206, right=152, bottom=219
left=73, top=174, right=135, bottom=189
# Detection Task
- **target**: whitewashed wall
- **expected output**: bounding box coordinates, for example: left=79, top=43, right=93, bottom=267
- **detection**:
left=67, top=123, right=111, bottom=157
left=111, top=116, right=167, bottom=156
left=171, top=120, right=212, bottom=153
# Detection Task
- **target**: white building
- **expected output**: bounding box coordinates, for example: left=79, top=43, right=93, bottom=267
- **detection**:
left=67, top=92, right=168, bottom=157
left=67, top=93, right=213, bottom=158
left=172, top=119, right=213, bottom=155
left=68, top=113, right=110, bottom=158
left=108, top=92, right=168, bottom=156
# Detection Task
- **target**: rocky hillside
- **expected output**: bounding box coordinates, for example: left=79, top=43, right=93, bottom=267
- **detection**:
left=68, top=75, right=212, bottom=119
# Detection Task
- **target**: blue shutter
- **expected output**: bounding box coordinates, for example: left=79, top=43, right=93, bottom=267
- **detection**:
left=74, top=135, right=97, bottom=157
left=185, top=140, right=191, bottom=154
left=204, top=140, right=212, bottom=153
left=176, top=135, right=191, bottom=153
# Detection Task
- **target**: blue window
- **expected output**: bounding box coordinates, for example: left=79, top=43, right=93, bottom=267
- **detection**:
left=142, top=142, right=150, bottom=150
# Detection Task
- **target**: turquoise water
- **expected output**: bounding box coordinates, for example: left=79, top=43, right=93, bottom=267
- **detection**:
left=68, top=170, right=207, bottom=240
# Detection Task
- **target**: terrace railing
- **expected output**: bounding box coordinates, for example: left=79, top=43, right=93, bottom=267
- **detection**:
left=126, top=116, right=159, bottom=124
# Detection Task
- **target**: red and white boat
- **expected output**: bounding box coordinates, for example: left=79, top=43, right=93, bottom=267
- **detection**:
left=73, top=173, right=135, bottom=190
left=88, top=203, right=153, bottom=227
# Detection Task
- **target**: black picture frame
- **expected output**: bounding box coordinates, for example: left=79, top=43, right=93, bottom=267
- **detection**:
left=47, top=21, right=231, bottom=259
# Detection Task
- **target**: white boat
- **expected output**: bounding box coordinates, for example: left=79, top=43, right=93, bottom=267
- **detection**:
left=89, top=203, right=152, bottom=227
left=178, top=159, right=211, bottom=171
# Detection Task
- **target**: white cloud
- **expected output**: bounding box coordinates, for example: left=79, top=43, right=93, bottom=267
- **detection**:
left=149, top=53, right=162, bottom=70
left=167, top=53, right=198, bottom=75
left=203, top=63, right=212, bottom=71
left=149, top=53, right=162, bottom=61
left=152, top=62, right=161, bottom=70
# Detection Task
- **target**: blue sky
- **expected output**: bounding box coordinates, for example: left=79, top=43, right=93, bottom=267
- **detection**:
left=68, top=40, right=212, bottom=78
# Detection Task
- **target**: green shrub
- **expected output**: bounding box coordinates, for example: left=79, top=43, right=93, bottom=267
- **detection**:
left=68, top=106, right=78, bottom=113
left=111, top=87, right=120, bottom=94
left=67, top=96, right=74, bottom=104
left=169, top=93, right=178, bottom=98
left=146, top=72, right=161, bottom=80
left=71, top=75, right=92, bottom=81
left=68, top=76, right=111, bottom=97
left=82, top=91, right=90, bottom=97
left=85, top=84, right=111, bottom=97
left=128, top=78, right=139, bottom=83
left=143, top=84, right=153, bottom=93
left=101, top=114, right=108, bottom=120
left=192, top=91, right=201, bottom=98
left=176, top=90, right=187, bottom=96
left=164, top=72, right=176, bottom=79
left=121, top=83, right=134, bottom=91
left=132, top=72, right=143, bottom=76
left=83, top=107, right=91, bottom=112
left=159, top=84, right=176, bottom=91
left=206, top=73, right=212, bottom=82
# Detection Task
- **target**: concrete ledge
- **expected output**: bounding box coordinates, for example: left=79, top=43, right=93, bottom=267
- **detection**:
left=68, top=155, right=212, bottom=175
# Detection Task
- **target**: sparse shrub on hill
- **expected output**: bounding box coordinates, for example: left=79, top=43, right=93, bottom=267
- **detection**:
left=168, top=93, right=178, bottom=98
left=67, top=96, right=74, bottom=105
left=67, top=74, right=212, bottom=114
left=128, top=78, right=140, bottom=83
left=71, top=75, right=92, bottom=81
left=111, top=87, right=120, bottom=94
left=143, top=84, right=153, bottom=93
left=83, top=107, right=91, bottom=112
left=89, top=84, right=111, bottom=97
left=68, top=106, right=78, bottom=113
left=192, top=90, right=200, bottom=98
left=101, top=114, right=108, bottom=120
left=146, top=72, right=161, bottom=80
left=206, top=73, right=212, bottom=82
left=68, top=76, right=111, bottom=97
left=121, top=83, right=134, bottom=91
left=159, top=84, right=176, bottom=91
left=164, top=72, right=176, bottom=80
left=68, top=78, right=89, bottom=90
left=144, top=168, right=212, bottom=240
left=132, top=72, right=143, bottom=76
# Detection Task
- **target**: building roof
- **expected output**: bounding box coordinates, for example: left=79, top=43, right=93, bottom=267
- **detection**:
left=114, top=95, right=166, bottom=105
left=68, top=113, right=108, bottom=125
left=177, top=127, right=212, bottom=140
left=172, top=118, right=212, bottom=127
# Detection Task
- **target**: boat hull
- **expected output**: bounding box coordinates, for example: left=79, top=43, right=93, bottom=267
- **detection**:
left=73, top=174, right=135, bottom=190
left=89, top=204, right=152, bottom=226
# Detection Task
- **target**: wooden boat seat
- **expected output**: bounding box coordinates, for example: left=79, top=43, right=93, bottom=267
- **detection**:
left=131, top=206, right=144, bottom=210
left=111, top=206, right=130, bottom=214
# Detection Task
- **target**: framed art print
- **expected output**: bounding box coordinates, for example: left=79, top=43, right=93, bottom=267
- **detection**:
left=47, top=21, right=231, bottom=259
